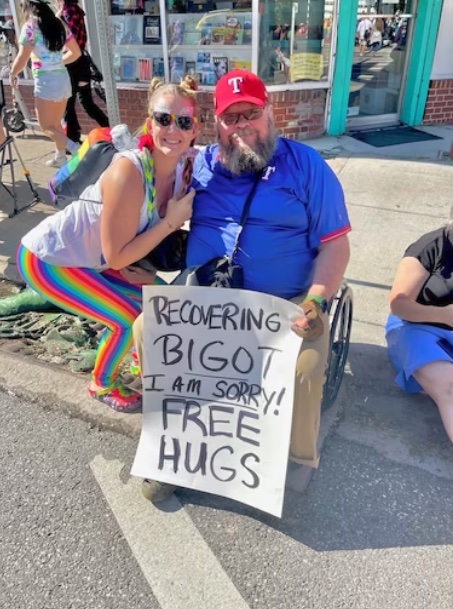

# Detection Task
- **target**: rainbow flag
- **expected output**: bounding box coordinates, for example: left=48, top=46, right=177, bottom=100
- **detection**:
left=49, top=127, right=116, bottom=205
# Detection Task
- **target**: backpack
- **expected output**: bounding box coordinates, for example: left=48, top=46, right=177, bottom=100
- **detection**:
left=49, top=125, right=135, bottom=206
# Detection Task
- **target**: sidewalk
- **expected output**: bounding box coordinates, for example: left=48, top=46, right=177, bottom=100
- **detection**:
left=0, top=132, right=61, bottom=284
left=1, top=123, right=452, bottom=283
left=0, top=125, right=452, bottom=491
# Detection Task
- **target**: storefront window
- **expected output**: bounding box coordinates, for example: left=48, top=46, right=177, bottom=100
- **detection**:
left=109, top=0, right=253, bottom=85
left=109, top=0, right=164, bottom=83
left=0, top=0, right=10, bottom=18
left=108, top=0, right=333, bottom=87
left=166, top=0, right=252, bottom=86
left=258, top=0, right=332, bottom=85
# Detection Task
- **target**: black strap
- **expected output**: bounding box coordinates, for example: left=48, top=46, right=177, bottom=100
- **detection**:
left=230, top=171, right=262, bottom=260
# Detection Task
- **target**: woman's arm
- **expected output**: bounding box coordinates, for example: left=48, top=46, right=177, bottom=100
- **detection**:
left=9, top=44, right=33, bottom=81
left=390, top=257, right=453, bottom=326
left=62, top=36, right=81, bottom=65
left=100, top=157, right=193, bottom=270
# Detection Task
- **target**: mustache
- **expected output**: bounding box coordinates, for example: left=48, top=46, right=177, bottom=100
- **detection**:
left=229, top=127, right=257, bottom=139
left=218, top=122, right=278, bottom=176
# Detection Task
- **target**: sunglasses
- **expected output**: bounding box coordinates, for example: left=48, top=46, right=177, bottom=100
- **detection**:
left=220, top=107, right=265, bottom=126
left=152, top=111, right=197, bottom=131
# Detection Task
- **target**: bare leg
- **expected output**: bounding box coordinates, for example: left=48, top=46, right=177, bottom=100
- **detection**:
left=413, top=361, right=453, bottom=442
left=35, top=97, right=70, bottom=152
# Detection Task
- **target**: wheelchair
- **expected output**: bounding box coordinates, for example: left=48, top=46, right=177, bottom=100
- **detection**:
left=322, top=281, right=353, bottom=410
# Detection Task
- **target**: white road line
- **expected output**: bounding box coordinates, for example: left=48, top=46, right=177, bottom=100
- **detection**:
left=90, top=455, right=251, bottom=609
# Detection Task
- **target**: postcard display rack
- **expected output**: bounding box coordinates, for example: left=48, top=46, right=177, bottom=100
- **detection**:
left=109, top=0, right=252, bottom=86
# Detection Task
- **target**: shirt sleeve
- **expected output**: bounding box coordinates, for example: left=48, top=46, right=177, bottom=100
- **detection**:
left=298, top=146, right=351, bottom=249
left=61, top=9, right=76, bottom=43
left=19, top=22, right=35, bottom=47
left=403, top=228, right=444, bottom=273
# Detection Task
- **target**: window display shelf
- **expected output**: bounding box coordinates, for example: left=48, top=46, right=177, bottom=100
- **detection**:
left=169, top=45, right=251, bottom=51
left=112, top=44, right=163, bottom=50
left=107, top=0, right=255, bottom=84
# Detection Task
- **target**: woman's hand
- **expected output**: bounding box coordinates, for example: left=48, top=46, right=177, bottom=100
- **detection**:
left=164, top=188, right=195, bottom=230
left=9, top=73, right=18, bottom=89
left=119, top=266, right=156, bottom=285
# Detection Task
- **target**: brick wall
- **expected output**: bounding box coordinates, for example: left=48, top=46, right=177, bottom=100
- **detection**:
left=423, top=79, right=453, bottom=125
left=196, top=88, right=327, bottom=143
left=4, top=83, right=327, bottom=143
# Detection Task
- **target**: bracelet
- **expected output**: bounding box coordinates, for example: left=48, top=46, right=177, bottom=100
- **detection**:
left=304, top=293, right=328, bottom=312
left=305, top=293, right=325, bottom=304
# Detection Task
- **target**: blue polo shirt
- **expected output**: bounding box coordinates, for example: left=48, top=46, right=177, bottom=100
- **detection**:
left=187, top=138, right=351, bottom=299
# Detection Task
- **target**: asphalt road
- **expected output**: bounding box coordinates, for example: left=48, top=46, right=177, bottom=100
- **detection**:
left=1, top=388, right=453, bottom=609
left=0, top=390, right=158, bottom=609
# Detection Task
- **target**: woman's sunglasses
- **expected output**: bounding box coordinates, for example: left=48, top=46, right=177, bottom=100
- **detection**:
left=152, top=111, right=197, bottom=131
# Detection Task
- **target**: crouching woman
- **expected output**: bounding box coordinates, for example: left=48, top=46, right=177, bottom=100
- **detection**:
left=16, top=76, right=199, bottom=412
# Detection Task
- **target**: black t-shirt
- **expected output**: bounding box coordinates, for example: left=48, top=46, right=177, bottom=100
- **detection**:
left=404, top=226, right=453, bottom=307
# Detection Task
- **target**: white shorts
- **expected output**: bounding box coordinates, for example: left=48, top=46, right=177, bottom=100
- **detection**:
left=34, top=70, right=71, bottom=102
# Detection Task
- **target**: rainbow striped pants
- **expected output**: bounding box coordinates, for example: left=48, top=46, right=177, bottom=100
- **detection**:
left=17, top=243, right=160, bottom=388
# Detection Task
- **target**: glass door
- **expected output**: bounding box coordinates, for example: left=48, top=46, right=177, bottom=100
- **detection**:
left=347, top=1, right=416, bottom=129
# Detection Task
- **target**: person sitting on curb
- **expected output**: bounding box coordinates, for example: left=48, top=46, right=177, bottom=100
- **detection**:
left=133, top=68, right=351, bottom=503
left=386, top=222, right=453, bottom=442
left=16, top=76, right=198, bottom=413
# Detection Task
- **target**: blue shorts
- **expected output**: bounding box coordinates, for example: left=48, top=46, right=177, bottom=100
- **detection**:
left=34, top=70, right=71, bottom=102
left=385, top=314, right=453, bottom=393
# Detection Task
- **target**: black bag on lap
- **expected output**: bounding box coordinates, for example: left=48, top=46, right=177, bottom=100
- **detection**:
left=135, top=229, right=189, bottom=273
left=172, top=172, right=262, bottom=287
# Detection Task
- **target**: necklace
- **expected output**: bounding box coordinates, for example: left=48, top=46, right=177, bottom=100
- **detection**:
left=141, top=147, right=157, bottom=222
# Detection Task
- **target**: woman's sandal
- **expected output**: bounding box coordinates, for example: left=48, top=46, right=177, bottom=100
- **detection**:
left=88, top=382, right=142, bottom=413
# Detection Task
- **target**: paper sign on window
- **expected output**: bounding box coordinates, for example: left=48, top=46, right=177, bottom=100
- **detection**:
left=290, top=52, right=323, bottom=82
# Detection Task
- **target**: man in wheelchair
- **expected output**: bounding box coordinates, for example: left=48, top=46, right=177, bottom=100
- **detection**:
left=134, top=69, right=351, bottom=503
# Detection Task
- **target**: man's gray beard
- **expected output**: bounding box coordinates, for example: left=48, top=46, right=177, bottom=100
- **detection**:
left=218, top=123, right=278, bottom=175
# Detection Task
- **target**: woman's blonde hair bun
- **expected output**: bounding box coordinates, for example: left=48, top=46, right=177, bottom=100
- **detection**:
left=180, top=74, right=199, bottom=93
left=148, top=77, right=165, bottom=95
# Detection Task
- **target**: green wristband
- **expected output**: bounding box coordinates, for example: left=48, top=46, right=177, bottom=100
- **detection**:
left=304, top=293, right=328, bottom=312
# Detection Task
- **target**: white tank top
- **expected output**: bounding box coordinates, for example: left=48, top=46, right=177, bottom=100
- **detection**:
left=22, top=150, right=160, bottom=269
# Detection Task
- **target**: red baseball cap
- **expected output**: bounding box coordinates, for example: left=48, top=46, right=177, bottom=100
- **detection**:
left=215, top=69, right=268, bottom=116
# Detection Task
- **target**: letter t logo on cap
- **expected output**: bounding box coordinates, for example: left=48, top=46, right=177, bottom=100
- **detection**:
left=215, top=69, right=268, bottom=116
left=228, top=76, right=244, bottom=94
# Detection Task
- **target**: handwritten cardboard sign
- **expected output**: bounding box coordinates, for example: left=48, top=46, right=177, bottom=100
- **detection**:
left=131, top=286, right=303, bottom=517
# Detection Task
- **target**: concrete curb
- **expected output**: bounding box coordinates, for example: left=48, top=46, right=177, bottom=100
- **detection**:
left=0, top=348, right=142, bottom=439
left=0, top=346, right=341, bottom=459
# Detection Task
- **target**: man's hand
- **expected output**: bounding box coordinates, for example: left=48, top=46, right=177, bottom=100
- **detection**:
left=292, top=298, right=325, bottom=341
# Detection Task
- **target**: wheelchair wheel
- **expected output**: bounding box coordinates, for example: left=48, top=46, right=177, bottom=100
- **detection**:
left=322, top=283, right=353, bottom=410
